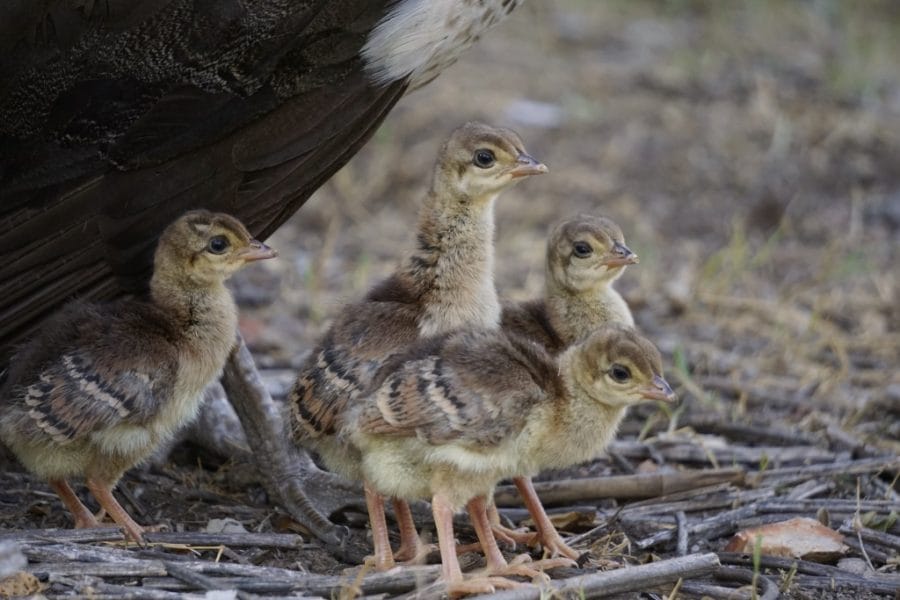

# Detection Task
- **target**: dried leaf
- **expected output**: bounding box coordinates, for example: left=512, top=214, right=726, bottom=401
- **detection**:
left=725, top=517, right=849, bottom=562
left=521, top=510, right=595, bottom=532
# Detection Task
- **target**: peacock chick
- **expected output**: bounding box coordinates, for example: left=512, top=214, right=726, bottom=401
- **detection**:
left=289, top=121, right=547, bottom=569
left=494, top=213, right=639, bottom=559
left=346, top=324, right=675, bottom=596
left=0, top=210, right=276, bottom=544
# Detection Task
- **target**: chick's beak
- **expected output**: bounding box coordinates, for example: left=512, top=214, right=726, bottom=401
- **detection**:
left=508, top=153, right=549, bottom=178
left=239, top=239, right=278, bottom=262
left=603, top=241, right=639, bottom=267
left=640, top=375, right=676, bottom=403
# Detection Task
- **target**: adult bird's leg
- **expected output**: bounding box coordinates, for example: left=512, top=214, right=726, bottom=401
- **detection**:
left=48, top=479, right=99, bottom=529
left=221, top=335, right=362, bottom=549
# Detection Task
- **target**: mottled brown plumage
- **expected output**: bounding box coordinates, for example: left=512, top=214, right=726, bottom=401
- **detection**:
left=0, top=0, right=524, bottom=371
left=347, top=324, right=675, bottom=595
left=494, top=214, right=638, bottom=558
left=288, top=121, right=546, bottom=568
left=0, top=210, right=276, bottom=543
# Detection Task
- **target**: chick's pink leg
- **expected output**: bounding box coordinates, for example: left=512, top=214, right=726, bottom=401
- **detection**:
left=434, top=494, right=518, bottom=598
left=467, top=495, right=550, bottom=582
left=392, top=498, right=432, bottom=563
left=486, top=501, right=537, bottom=547
left=515, top=476, right=581, bottom=561
left=48, top=479, right=99, bottom=529
left=363, top=480, right=395, bottom=571
left=85, top=477, right=145, bottom=544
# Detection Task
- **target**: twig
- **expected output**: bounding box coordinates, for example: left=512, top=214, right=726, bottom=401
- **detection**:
left=493, top=468, right=744, bottom=506
left=30, top=560, right=168, bottom=577
left=718, top=552, right=900, bottom=593
left=164, top=561, right=257, bottom=600
left=467, top=552, right=721, bottom=600
left=841, top=534, right=891, bottom=564
left=46, top=571, right=209, bottom=599
left=749, top=456, right=899, bottom=485
left=675, top=511, right=688, bottom=557
left=0, top=527, right=124, bottom=543
left=142, top=564, right=443, bottom=596
left=714, top=566, right=779, bottom=600
left=143, top=531, right=307, bottom=549
left=677, top=580, right=753, bottom=599
left=607, top=440, right=836, bottom=466
left=635, top=505, right=760, bottom=549
left=838, top=524, right=900, bottom=551
left=682, top=416, right=819, bottom=446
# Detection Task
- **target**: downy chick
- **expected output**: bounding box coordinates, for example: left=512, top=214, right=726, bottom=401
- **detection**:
left=0, top=211, right=276, bottom=543
left=495, top=214, right=638, bottom=558
left=346, top=324, right=675, bottom=596
left=288, top=122, right=546, bottom=568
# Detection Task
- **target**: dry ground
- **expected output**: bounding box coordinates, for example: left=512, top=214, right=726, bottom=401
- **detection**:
left=2, top=1, right=898, bottom=598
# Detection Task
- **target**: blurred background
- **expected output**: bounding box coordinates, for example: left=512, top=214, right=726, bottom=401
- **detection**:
left=237, top=0, right=899, bottom=447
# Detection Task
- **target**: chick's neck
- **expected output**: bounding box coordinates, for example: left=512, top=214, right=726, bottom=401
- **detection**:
left=402, top=179, right=499, bottom=309
left=148, top=265, right=236, bottom=333
left=544, top=275, right=615, bottom=347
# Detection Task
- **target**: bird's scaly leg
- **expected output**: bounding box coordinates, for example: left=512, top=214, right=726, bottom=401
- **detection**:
left=467, top=495, right=551, bottom=582
left=392, top=498, right=433, bottom=563
left=434, top=494, right=518, bottom=598
left=48, top=479, right=99, bottom=530
left=221, top=335, right=360, bottom=550
left=363, top=481, right=395, bottom=571
left=515, top=476, right=581, bottom=561
left=84, top=477, right=144, bottom=544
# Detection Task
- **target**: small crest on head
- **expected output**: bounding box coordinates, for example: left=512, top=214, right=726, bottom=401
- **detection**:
left=552, top=214, right=625, bottom=251
left=584, top=324, right=662, bottom=376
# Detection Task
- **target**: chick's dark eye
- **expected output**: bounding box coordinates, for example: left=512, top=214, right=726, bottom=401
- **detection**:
left=207, top=235, right=230, bottom=254
left=473, top=149, right=495, bottom=168
left=609, top=364, right=631, bottom=383
left=573, top=241, right=593, bottom=258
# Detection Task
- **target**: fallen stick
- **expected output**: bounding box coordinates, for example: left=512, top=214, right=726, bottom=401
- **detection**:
left=635, top=505, right=760, bottom=549
left=714, top=566, right=779, bottom=600
left=30, top=560, right=168, bottom=577
left=749, top=456, right=900, bottom=485
left=467, top=553, right=720, bottom=600
left=144, top=530, right=307, bottom=549
left=838, top=524, right=900, bottom=552
left=718, top=552, right=900, bottom=593
left=493, top=468, right=744, bottom=506
left=163, top=561, right=258, bottom=600
left=0, top=528, right=123, bottom=543
left=607, top=440, right=836, bottom=466
left=619, top=487, right=772, bottom=517
left=142, top=564, right=443, bottom=596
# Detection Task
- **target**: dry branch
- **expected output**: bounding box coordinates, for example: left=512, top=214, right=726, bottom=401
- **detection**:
left=144, top=531, right=307, bottom=548
left=718, top=552, right=900, bottom=594
left=635, top=505, right=760, bottom=549
left=493, top=468, right=744, bottom=506
left=713, top=566, right=779, bottom=600
left=466, top=552, right=720, bottom=599
left=163, top=561, right=258, bottom=600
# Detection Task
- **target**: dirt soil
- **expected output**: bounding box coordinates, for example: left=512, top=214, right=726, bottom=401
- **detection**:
left=2, top=1, right=898, bottom=598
